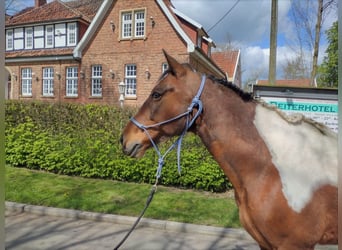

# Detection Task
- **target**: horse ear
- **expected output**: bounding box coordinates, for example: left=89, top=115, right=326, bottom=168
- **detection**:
left=163, top=49, right=186, bottom=78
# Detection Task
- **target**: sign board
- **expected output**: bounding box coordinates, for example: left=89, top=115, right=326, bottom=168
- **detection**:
left=253, top=86, right=338, bottom=133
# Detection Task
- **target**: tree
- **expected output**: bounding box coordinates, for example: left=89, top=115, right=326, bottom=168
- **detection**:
left=287, top=0, right=337, bottom=86
left=317, top=21, right=338, bottom=87
left=281, top=54, right=309, bottom=79
left=310, top=0, right=323, bottom=86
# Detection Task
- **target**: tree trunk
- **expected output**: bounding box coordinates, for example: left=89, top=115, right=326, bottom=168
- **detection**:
left=310, top=0, right=323, bottom=87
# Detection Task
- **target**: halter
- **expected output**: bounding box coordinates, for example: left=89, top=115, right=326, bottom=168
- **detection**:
left=130, top=74, right=206, bottom=179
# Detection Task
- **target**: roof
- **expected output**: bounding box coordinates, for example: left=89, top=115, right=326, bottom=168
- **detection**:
left=211, top=50, right=240, bottom=80
left=256, top=79, right=312, bottom=87
left=6, top=48, right=74, bottom=59
left=73, top=0, right=224, bottom=77
left=5, top=0, right=103, bottom=26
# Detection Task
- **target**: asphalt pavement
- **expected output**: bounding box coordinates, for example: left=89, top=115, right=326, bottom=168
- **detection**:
left=5, top=202, right=338, bottom=250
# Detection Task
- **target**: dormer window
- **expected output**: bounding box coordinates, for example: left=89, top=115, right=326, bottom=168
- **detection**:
left=25, top=27, right=33, bottom=49
left=121, top=9, right=145, bottom=39
left=45, top=25, right=54, bottom=48
left=6, top=22, right=78, bottom=51
left=6, top=30, right=13, bottom=50
left=67, top=23, right=77, bottom=46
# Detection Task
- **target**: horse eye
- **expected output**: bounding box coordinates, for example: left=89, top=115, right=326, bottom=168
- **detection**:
left=151, top=92, right=162, bottom=100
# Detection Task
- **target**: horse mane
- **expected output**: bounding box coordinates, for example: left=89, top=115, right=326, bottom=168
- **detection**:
left=206, top=75, right=335, bottom=137
left=258, top=100, right=337, bottom=137
left=208, top=75, right=253, bottom=102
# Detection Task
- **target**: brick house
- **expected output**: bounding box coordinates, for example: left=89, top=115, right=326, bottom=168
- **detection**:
left=5, top=0, right=240, bottom=106
left=211, top=50, right=241, bottom=87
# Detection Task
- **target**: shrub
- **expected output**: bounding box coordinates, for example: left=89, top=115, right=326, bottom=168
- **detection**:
left=5, top=100, right=232, bottom=192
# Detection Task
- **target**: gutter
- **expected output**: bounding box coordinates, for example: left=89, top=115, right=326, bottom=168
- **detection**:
left=5, top=55, right=75, bottom=63
left=73, top=0, right=113, bottom=59
left=191, top=49, right=225, bottom=78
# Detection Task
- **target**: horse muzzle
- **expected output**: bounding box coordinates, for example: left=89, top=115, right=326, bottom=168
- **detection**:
left=120, top=132, right=149, bottom=158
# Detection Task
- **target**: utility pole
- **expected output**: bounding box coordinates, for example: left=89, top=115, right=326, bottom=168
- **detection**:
left=269, top=0, right=278, bottom=85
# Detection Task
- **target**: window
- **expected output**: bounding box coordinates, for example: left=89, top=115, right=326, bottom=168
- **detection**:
left=46, top=25, right=54, bottom=48
left=42, top=68, right=54, bottom=96
left=122, top=12, right=132, bottom=38
left=67, top=23, right=77, bottom=46
left=21, top=68, right=32, bottom=96
left=66, top=67, right=78, bottom=97
left=135, top=11, right=145, bottom=37
left=162, top=63, right=168, bottom=73
left=14, top=28, right=24, bottom=50
left=125, top=64, right=137, bottom=97
left=121, top=9, right=145, bottom=39
left=6, top=30, right=13, bottom=50
left=25, top=27, right=33, bottom=49
left=197, top=35, right=202, bottom=48
left=91, top=65, right=102, bottom=96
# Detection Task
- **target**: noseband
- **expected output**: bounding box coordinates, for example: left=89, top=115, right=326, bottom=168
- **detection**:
left=130, top=74, right=206, bottom=179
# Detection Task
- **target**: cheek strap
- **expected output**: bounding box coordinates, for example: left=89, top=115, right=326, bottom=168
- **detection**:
left=130, top=74, right=206, bottom=179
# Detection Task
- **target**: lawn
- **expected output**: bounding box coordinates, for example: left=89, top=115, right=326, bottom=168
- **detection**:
left=5, top=166, right=241, bottom=228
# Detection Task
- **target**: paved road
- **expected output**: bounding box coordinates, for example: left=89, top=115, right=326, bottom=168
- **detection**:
left=5, top=202, right=338, bottom=250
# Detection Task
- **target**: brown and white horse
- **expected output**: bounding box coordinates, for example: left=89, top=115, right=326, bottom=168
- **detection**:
left=120, top=51, right=338, bottom=250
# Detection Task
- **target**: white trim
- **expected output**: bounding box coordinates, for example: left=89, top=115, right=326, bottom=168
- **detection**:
left=171, top=7, right=202, bottom=30
left=156, top=0, right=194, bottom=53
left=232, top=50, right=240, bottom=84
left=73, top=0, right=112, bottom=59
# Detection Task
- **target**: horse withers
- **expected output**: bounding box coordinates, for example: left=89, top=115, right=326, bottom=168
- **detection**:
left=120, top=51, right=338, bottom=250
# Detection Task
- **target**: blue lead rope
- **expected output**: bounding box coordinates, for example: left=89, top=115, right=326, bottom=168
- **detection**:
left=130, top=74, right=206, bottom=179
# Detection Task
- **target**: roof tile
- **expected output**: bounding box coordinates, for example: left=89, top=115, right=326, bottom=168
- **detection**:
left=257, top=79, right=311, bottom=87
left=211, top=51, right=239, bottom=78
left=6, top=0, right=103, bottom=26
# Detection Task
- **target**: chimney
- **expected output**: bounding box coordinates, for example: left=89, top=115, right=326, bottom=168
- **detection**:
left=35, top=0, right=47, bottom=7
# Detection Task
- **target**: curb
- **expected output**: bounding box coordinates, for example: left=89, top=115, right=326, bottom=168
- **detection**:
left=5, top=201, right=252, bottom=241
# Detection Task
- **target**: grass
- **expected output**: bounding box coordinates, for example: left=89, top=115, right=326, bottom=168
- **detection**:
left=5, top=166, right=241, bottom=228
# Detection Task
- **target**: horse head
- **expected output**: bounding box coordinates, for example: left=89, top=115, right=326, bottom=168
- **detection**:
left=121, top=50, right=202, bottom=158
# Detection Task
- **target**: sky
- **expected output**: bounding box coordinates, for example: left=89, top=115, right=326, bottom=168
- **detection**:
left=7, top=0, right=338, bottom=84
left=172, top=0, right=338, bottom=83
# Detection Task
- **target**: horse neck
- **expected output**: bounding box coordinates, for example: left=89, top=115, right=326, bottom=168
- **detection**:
left=194, top=82, right=269, bottom=190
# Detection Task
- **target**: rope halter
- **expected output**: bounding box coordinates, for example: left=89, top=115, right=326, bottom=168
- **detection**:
left=130, top=74, right=207, bottom=179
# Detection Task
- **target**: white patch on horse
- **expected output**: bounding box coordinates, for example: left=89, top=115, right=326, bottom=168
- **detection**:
left=253, top=105, right=337, bottom=213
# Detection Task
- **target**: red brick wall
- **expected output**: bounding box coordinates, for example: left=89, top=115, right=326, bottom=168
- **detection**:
left=80, top=0, right=189, bottom=107
left=6, top=0, right=221, bottom=107
left=6, top=60, right=81, bottom=103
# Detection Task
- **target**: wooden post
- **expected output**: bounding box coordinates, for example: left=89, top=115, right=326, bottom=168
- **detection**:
left=269, top=0, right=278, bottom=85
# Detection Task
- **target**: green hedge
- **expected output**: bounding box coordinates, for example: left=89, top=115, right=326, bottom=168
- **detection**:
left=5, top=100, right=232, bottom=192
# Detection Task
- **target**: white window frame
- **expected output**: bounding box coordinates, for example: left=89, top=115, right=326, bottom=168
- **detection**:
left=66, top=67, right=78, bottom=97
left=121, top=9, right=145, bottom=39
left=21, top=68, right=32, bottom=96
left=121, top=12, right=132, bottom=39
left=91, top=65, right=102, bottom=97
left=42, top=67, right=54, bottom=96
left=25, top=27, right=33, bottom=49
left=67, top=22, right=77, bottom=46
left=134, top=11, right=145, bottom=37
left=45, top=25, right=54, bottom=48
left=125, top=64, right=137, bottom=97
left=162, top=63, right=168, bottom=73
left=6, top=30, right=13, bottom=50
